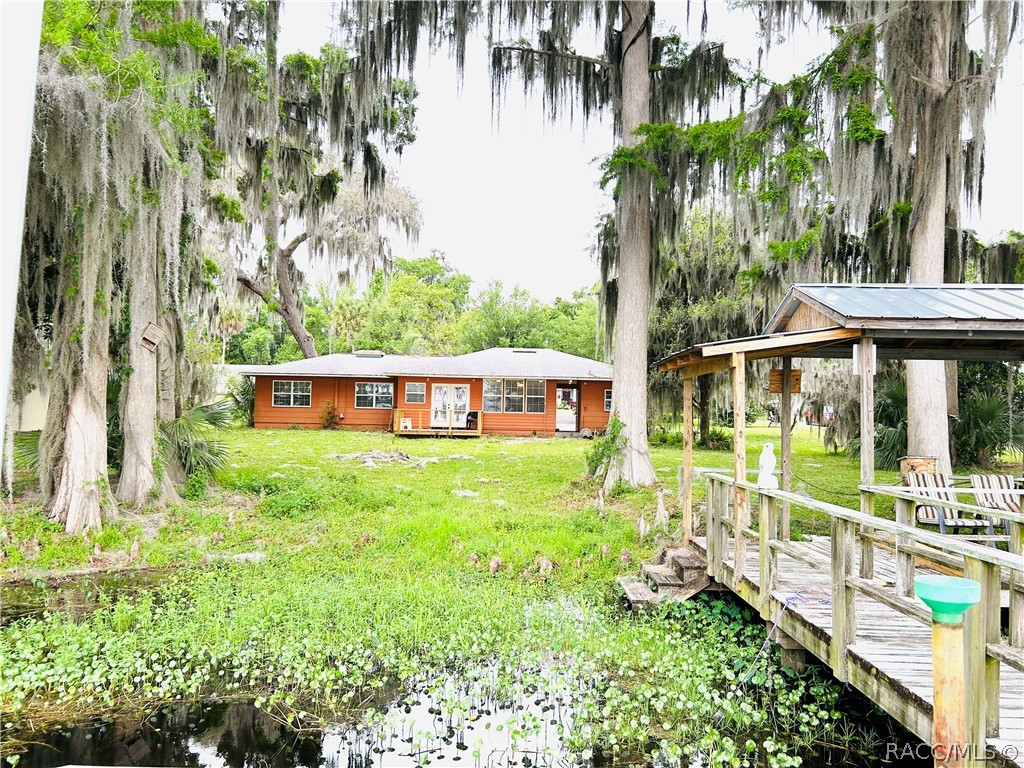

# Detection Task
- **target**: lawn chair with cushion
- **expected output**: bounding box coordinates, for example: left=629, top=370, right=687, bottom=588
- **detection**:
left=905, top=472, right=994, bottom=535
left=970, top=474, right=1021, bottom=536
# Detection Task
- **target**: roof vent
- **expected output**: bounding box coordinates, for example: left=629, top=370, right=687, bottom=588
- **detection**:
left=353, top=350, right=386, bottom=358
left=511, top=349, right=537, bottom=354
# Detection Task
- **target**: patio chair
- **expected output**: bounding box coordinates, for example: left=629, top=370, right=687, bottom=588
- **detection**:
left=970, top=474, right=1020, bottom=536
left=905, top=472, right=994, bottom=535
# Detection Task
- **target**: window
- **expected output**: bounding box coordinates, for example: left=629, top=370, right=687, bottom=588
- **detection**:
left=355, top=381, right=394, bottom=409
left=483, top=379, right=503, bottom=412
left=604, top=389, right=612, bottom=412
left=526, top=380, right=546, bottom=413
left=272, top=380, right=312, bottom=407
left=405, top=382, right=426, bottom=404
left=503, top=379, right=524, bottom=413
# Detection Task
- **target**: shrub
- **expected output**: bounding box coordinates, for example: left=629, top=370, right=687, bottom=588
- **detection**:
left=183, top=469, right=208, bottom=501
left=228, top=375, right=256, bottom=427
left=698, top=427, right=733, bottom=452
left=322, top=399, right=342, bottom=429
left=585, top=415, right=625, bottom=478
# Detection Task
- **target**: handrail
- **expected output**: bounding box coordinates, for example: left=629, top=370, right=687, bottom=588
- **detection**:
left=703, top=471, right=1022, bottom=754
left=862, top=483, right=1024, bottom=525
left=706, top=473, right=1022, bottom=571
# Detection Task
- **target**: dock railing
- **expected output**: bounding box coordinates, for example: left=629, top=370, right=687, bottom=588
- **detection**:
left=704, top=472, right=1024, bottom=753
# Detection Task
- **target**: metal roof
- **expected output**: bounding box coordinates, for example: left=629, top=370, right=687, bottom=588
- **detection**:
left=234, top=348, right=613, bottom=381
left=658, top=283, right=1024, bottom=375
left=766, top=283, right=1024, bottom=332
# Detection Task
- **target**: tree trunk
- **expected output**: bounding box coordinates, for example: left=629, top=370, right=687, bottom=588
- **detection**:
left=906, top=2, right=952, bottom=476
left=117, top=257, right=180, bottom=506
left=41, top=226, right=117, bottom=533
left=604, top=0, right=657, bottom=490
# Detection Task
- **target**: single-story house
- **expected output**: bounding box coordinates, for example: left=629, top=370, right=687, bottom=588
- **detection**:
left=234, top=347, right=614, bottom=436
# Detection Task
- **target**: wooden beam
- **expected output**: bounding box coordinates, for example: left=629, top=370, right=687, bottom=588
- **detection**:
left=780, top=358, right=792, bottom=540
left=677, top=356, right=733, bottom=379
left=859, top=337, right=875, bottom=580
left=700, top=327, right=862, bottom=358
left=682, top=377, right=694, bottom=543
left=732, top=352, right=748, bottom=590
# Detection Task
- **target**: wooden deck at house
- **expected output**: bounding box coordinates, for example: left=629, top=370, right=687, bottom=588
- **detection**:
left=392, top=408, right=484, bottom=437
left=623, top=473, right=1024, bottom=768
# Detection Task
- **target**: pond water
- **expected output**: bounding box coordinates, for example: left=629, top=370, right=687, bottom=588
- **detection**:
left=4, top=575, right=929, bottom=768
left=12, top=675, right=928, bottom=768
left=2, top=570, right=169, bottom=627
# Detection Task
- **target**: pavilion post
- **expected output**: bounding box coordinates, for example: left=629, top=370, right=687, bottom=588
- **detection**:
left=858, top=337, right=876, bottom=580
left=780, top=357, right=793, bottom=540
left=732, top=352, right=748, bottom=588
left=682, top=376, right=694, bottom=542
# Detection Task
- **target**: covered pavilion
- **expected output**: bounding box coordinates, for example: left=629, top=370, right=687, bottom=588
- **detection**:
left=657, top=283, right=1024, bottom=554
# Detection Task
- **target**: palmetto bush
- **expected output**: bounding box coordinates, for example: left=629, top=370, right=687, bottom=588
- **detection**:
left=227, top=374, right=256, bottom=427
left=160, top=400, right=233, bottom=478
left=953, top=389, right=1020, bottom=469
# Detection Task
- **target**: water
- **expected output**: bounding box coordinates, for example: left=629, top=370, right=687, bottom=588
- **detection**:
left=2, top=570, right=169, bottom=627
left=16, top=681, right=628, bottom=768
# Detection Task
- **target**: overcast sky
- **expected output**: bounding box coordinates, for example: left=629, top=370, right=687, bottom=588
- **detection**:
left=280, top=1, right=1024, bottom=302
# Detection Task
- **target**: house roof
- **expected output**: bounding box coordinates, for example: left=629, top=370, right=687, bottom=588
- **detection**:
left=765, top=283, right=1024, bottom=333
left=658, top=283, right=1024, bottom=377
left=233, top=347, right=613, bottom=381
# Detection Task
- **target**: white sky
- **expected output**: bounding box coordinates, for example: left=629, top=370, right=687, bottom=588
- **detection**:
left=282, top=1, right=1024, bottom=302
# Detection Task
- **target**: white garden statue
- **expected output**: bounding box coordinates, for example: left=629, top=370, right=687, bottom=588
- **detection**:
left=757, top=442, right=779, bottom=489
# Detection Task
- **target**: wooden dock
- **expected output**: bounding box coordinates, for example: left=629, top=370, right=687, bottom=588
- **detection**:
left=624, top=473, right=1024, bottom=768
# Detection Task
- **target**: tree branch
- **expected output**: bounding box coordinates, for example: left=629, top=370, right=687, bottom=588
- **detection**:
left=236, top=270, right=268, bottom=300
left=281, top=231, right=310, bottom=261
left=494, top=45, right=610, bottom=70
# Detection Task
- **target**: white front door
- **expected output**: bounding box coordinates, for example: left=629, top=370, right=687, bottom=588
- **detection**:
left=431, top=384, right=469, bottom=428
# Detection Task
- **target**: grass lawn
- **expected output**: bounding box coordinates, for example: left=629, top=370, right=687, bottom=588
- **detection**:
left=0, top=427, right=901, bottom=764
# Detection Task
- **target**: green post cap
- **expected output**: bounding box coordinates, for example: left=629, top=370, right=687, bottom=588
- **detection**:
left=915, top=575, right=981, bottom=624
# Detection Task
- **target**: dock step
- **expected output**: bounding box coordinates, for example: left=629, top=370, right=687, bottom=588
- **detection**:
left=617, top=575, right=710, bottom=611
left=641, top=562, right=686, bottom=592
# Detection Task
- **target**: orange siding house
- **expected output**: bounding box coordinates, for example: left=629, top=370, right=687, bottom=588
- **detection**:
left=238, top=348, right=613, bottom=437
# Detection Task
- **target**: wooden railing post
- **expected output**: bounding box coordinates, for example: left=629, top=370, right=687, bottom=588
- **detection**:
left=830, top=516, right=857, bottom=682
left=858, top=337, right=875, bottom=580
left=732, top=352, right=748, bottom=589
left=1011, top=520, right=1024, bottom=648
left=682, top=377, right=694, bottom=543
left=705, top=478, right=717, bottom=578
left=964, top=556, right=1000, bottom=750
left=894, top=497, right=915, bottom=597
left=780, top=358, right=792, bottom=540
left=759, top=492, right=778, bottom=619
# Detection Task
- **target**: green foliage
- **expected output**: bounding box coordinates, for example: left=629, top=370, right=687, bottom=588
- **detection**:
left=953, top=390, right=1020, bottom=468
left=209, top=193, right=246, bottom=224
left=585, top=415, right=625, bottom=478
left=12, top=432, right=41, bottom=473
left=182, top=469, right=208, bottom=501
left=321, top=399, right=342, bottom=430
left=699, top=427, right=734, bottom=452
left=767, top=223, right=822, bottom=263
left=160, top=401, right=232, bottom=478
left=227, top=375, right=256, bottom=428
left=844, top=103, right=885, bottom=143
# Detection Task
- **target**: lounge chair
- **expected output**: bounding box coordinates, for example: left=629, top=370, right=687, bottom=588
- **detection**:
left=905, top=472, right=994, bottom=535
left=970, top=474, right=1021, bottom=536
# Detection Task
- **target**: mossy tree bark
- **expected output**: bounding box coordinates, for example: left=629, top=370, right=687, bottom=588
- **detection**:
left=905, top=2, right=954, bottom=475
left=604, top=0, right=657, bottom=489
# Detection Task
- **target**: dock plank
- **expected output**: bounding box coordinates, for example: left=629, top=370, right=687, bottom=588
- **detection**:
left=691, top=535, right=1024, bottom=768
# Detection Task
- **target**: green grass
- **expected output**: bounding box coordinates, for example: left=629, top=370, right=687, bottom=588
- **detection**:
left=0, top=427, right=895, bottom=764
